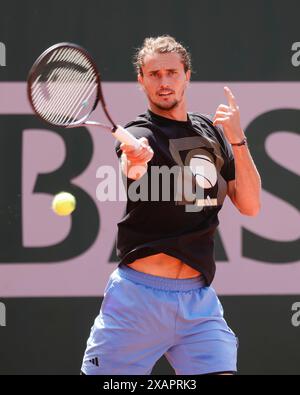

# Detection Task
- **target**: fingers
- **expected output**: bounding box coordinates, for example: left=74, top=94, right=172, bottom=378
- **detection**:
left=214, top=87, right=240, bottom=126
left=127, top=150, right=152, bottom=164
left=120, top=137, right=154, bottom=164
left=213, top=108, right=231, bottom=126
left=213, top=117, right=230, bottom=126
left=120, top=137, right=149, bottom=152
left=214, top=110, right=231, bottom=117
left=120, top=143, right=137, bottom=155
left=216, top=104, right=230, bottom=112
left=139, top=137, right=150, bottom=147
left=224, top=86, right=238, bottom=110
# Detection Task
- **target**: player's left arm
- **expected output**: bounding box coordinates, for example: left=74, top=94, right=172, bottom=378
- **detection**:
left=213, top=86, right=261, bottom=216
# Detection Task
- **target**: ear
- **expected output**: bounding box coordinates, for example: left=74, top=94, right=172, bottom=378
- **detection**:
left=137, top=73, right=145, bottom=91
left=137, top=73, right=143, bottom=84
left=185, top=69, right=191, bottom=82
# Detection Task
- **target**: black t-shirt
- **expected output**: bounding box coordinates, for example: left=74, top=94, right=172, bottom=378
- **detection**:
left=114, top=110, right=235, bottom=285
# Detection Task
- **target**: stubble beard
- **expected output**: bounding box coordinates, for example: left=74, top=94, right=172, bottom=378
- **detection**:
left=148, top=87, right=185, bottom=112
left=151, top=98, right=179, bottom=111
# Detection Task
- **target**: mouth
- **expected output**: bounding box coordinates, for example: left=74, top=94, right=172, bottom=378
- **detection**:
left=158, top=91, right=174, bottom=97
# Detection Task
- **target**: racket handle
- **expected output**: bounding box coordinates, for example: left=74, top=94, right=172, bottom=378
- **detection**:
left=112, top=125, right=141, bottom=150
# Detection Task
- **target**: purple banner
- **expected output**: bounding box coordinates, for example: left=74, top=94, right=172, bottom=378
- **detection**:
left=0, top=82, right=299, bottom=296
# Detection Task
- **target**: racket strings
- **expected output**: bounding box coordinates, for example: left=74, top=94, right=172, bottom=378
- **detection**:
left=31, top=47, right=79, bottom=120
left=55, top=53, right=97, bottom=124
left=45, top=48, right=94, bottom=124
left=44, top=49, right=82, bottom=122
left=32, top=47, right=74, bottom=104
left=48, top=47, right=94, bottom=123
left=30, top=47, right=71, bottom=100
left=31, top=47, right=98, bottom=126
left=32, top=48, right=80, bottom=120
left=32, top=47, right=93, bottom=122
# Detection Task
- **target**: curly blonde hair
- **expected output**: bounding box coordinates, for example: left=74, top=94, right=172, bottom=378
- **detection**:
left=133, top=35, right=192, bottom=76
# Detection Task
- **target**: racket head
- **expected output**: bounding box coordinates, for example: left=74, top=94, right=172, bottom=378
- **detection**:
left=27, top=42, right=102, bottom=127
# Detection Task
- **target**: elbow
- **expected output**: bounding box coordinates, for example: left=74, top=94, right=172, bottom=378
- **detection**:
left=239, top=203, right=261, bottom=217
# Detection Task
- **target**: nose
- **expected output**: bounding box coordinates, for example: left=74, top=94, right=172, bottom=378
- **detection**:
left=159, top=74, right=172, bottom=88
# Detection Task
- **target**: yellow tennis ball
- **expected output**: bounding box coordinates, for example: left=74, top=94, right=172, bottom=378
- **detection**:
left=52, top=192, right=76, bottom=216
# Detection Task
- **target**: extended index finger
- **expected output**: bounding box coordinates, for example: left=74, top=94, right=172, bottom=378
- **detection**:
left=224, top=86, right=237, bottom=110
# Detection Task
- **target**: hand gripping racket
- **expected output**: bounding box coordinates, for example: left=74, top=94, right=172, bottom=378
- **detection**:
left=27, top=42, right=141, bottom=150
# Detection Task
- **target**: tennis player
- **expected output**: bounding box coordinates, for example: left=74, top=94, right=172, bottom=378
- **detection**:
left=81, top=35, right=261, bottom=375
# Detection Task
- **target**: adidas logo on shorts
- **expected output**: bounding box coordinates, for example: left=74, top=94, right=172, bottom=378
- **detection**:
left=89, top=357, right=99, bottom=367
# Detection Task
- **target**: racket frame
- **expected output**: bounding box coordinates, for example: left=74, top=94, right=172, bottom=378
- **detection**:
left=27, top=42, right=141, bottom=149
left=27, top=42, right=117, bottom=130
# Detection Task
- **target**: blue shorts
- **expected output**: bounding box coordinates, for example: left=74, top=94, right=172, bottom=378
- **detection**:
left=81, top=264, right=238, bottom=375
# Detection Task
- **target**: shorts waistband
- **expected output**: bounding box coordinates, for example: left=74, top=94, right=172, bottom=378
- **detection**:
left=117, top=264, right=207, bottom=291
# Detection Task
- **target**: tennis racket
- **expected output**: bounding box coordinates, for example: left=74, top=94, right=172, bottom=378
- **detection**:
left=27, top=42, right=141, bottom=150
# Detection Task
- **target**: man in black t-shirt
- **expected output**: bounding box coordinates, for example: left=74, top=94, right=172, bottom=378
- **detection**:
left=115, top=109, right=236, bottom=285
left=81, top=35, right=261, bottom=375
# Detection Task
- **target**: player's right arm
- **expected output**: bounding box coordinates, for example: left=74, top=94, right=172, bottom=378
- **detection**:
left=120, top=137, right=154, bottom=180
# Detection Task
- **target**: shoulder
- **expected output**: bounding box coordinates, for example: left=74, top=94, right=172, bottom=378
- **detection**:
left=124, top=113, right=157, bottom=137
left=189, top=111, right=222, bottom=139
left=189, top=112, right=216, bottom=130
left=191, top=111, right=225, bottom=136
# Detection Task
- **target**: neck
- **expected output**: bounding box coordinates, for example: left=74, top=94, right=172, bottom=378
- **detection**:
left=148, top=100, right=188, bottom=122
